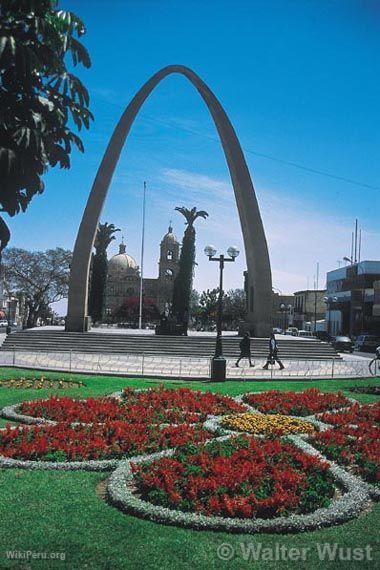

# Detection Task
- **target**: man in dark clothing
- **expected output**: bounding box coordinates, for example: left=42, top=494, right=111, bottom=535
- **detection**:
left=235, top=332, right=254, bottom=367
left=263, top=333, right=285, bottom=370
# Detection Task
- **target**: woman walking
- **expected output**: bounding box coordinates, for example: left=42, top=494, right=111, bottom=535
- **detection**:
left=235, top=332, right=254, bottom=367
left=263, top=333, right=285, bottom=370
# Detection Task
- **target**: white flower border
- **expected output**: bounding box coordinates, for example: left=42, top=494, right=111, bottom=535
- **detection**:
left=106, top=432, right=377, bottom=534
left=1, top=403, right=56, bottom=426
left=0, top=446, right=178, bottom=472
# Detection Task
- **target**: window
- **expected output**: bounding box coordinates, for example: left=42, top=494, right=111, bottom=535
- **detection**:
left=167, top=250, right=173, bottom=260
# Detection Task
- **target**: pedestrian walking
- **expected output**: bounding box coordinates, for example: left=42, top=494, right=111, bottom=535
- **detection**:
left=235, top=332, right=254, bottom=367
left=263, top=333, right=284, bottom=370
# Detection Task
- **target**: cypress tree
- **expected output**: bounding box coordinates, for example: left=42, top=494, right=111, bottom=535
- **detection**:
left=172, top=207, right=208, bottom=334
left=88, top=222, right=120, bottom=322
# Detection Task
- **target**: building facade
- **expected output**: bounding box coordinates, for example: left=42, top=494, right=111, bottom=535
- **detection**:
left=326, top=261, right=380, bottom=337
left=271, top=293, right=294, bottom=331
left=293, top=289, right=326, bottom=331
left=104, top=225, right=180, bottom=322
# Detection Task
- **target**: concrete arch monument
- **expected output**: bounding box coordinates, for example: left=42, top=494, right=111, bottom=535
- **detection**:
left=66, top=65, right=272, bottom=336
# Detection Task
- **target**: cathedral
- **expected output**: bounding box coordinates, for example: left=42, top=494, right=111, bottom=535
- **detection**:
left=104, top=225, right=180, bottom=321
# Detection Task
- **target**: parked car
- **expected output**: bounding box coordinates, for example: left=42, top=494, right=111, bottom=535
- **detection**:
left=298, top=330, right=315, bottom=338
left=332, top=336, right=354, bottom=353
left=285, top=327, right=298, bottom=336
left=272, top=327, right=283, bottom=334
left=0, top=320, right=8, bottom=327
left=354, top=335, right=380, bottom=353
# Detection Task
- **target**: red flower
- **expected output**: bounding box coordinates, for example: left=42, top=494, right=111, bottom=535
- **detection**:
left=244, top=389, right=350, bottom=416
left=132, top=435, right=335, bottom=519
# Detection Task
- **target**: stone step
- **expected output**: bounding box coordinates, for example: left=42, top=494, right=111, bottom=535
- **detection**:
left=2, top=331, right=341, bottom=360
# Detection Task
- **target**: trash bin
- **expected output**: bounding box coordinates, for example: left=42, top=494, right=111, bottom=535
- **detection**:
left=211, top=356, right=226, bottom=381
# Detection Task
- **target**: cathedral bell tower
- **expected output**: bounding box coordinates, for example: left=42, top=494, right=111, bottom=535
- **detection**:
left=157, top=224, right=180, bottom=313
left=158, top=224, right=180, bottom=281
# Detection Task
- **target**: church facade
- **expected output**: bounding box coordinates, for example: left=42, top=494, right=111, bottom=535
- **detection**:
left=104, top=225, right=180, bottom=321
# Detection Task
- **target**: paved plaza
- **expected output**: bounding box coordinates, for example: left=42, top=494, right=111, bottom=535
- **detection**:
left=1, top=327, right=377, bottom=379
left=0, top=346, right=375, bottom=380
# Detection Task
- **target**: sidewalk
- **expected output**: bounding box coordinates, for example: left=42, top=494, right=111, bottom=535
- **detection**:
left=0, top=349, right=375, bottom=380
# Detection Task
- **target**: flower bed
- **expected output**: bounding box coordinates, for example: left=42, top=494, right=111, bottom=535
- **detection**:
left=318, top=401, right=380, bottom=427
left=348, top=385, right=380, bottom=396
left=310, top=424, right=380, bottom=484
left=18, top=388, right=245, bottom=425
left=131, top=436, right=335, bottom=519
left=221, top=413, right=316, bottom=436
left=243, top=389, right=350, bottom=416
left=122, top=386, right=246, bottom=416
left=18, top=396, right=201, bottom=425
left=0, top=422, right=213, bottom=462
left=311, top=402, right=380, bottom=485
left=0, top=377, right=84, bottom=390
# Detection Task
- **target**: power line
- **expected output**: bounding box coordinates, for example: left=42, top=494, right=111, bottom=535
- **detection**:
left=95, top=96, right=380, bottom=191
left=141, top=113, right=380, bottom=191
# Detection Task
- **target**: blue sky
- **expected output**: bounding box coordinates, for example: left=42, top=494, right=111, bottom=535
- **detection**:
left=7, top=0, right=380, bottom=312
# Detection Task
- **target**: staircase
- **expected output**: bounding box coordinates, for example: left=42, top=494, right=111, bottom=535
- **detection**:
left=1, top=330, right=341, bottom=360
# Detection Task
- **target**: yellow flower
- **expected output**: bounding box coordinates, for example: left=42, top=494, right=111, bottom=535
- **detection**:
left=221, top=412, right=315, bottom=436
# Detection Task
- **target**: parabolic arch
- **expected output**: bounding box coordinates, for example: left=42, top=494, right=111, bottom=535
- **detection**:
left=65, top=65, right=272, bottom=336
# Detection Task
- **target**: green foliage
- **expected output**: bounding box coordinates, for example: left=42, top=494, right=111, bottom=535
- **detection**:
left=88, top=251, right=107, bottom=323
left=0, top=0, right=92, bottom=244
left=197, top=288, right=219, bottom=326
left=193, top=288, right=246, bottom=330
left=42, top=450, right=67, bottom=463
left=223, top=288, right=247, bottom=328
left=88, top=222, right=120, bottom=322
left=298, top=471, right=335, bottom=513
left=1, top=246, right=71, bottom=327
left=188, top=289, right=200, bottom=319
left=172, top=207, right=208, bottom=332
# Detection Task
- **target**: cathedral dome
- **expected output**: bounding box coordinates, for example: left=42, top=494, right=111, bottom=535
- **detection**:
left=108, top=242, right=138, bottom=276
left=162, top=224, right=178, bottom=244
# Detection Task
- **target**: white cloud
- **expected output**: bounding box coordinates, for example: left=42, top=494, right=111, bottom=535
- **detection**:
left=161, top=168, right=232, bottom=199
left=92, top=87, right=120, bottom=104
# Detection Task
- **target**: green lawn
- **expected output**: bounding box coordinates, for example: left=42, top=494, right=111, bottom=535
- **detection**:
left=0, top=368, right=379, bottom=570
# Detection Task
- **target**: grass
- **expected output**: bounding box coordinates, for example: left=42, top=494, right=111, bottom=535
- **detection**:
left=0, top=367, right=379, bottom=569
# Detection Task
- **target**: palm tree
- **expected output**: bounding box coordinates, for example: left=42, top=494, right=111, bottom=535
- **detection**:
left=94, top=222, right=120, bottom=254
left=172, top=207, right=208, bottom=334
left=88, top=222, right=120, bottom=322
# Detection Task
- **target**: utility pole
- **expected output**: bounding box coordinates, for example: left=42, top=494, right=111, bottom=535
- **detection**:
left=354, top=218, right=358, bottom=263
left=314, top=262, right=319, bottom=333
left=138, top=181, right=147, bottom=330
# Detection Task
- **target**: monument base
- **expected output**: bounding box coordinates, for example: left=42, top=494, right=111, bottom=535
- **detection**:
left=65, top=315, right=91, bottom=333
left=238, top=319, right=271, bottom=338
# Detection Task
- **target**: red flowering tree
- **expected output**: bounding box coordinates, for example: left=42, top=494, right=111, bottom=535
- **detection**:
left=112, top=296, right=160, bottom=325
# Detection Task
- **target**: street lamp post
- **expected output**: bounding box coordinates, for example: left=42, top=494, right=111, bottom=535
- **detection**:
left=205, top=245, right=240, bottom=381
